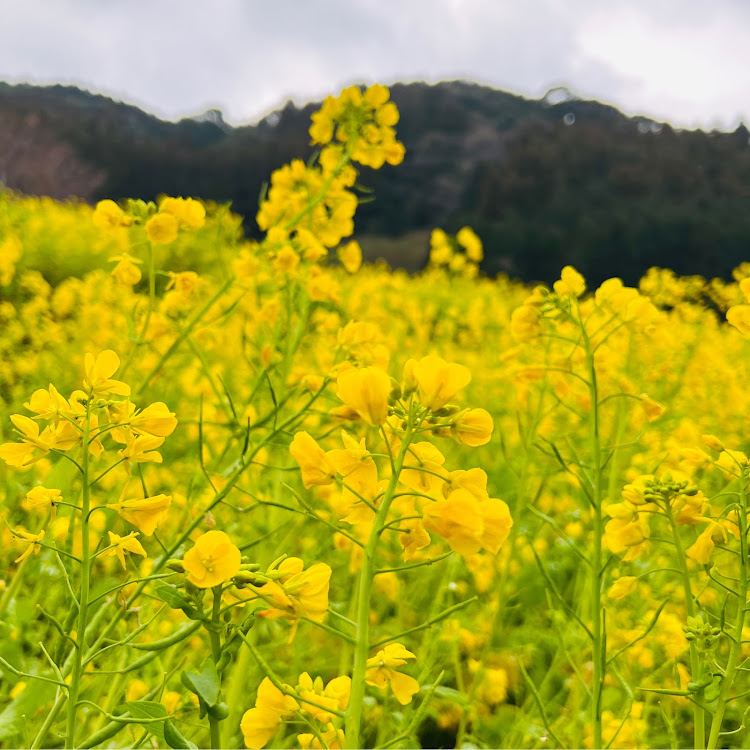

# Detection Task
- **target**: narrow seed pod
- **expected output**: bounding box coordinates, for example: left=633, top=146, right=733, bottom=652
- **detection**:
left=131, top=620, right=202, bottom=651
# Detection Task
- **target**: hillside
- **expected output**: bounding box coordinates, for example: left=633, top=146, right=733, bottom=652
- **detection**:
left=1, top=80, right=750, bottom=283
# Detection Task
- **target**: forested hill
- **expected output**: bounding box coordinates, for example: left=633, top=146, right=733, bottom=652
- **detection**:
left=2, top=79, right=750, bottom=284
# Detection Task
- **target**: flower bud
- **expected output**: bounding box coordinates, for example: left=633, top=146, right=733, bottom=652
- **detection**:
left=234, top=570, right=263, bottom=585
left=702, top=434, right=725, bottom=453
left=402, top=359, right=418, bottom=395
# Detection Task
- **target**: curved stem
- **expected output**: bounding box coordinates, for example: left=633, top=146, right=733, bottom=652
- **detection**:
left=707, top=473, right=748, bottom=748
left=664, top=502, right=705, bottom=749
left=208, top=587, right=223, bottom=750
left=65, top=395, right=92, bottom=748
left=120, top=241, right=155, bottom=378
left=580, top=304, right=604, bottom=750
left=344, top=421, right=414, bottom=749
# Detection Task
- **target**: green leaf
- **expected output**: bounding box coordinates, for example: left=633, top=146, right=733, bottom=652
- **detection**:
left=126, top=701, right=168, bottom=744
left=155, top=585, right=191, bottom=609
left=164, top=719, right=198, bottom=749
left=181, top=659, right=220, bottom=710
left=125, top=700, right=197, bottom=750
left=155, top=585, right=201, bottom=620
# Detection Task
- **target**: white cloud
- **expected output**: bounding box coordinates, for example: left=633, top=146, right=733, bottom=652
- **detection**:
left=0, top=0, right=746, bottom=129
left=576, top=3, right=750, bottom=128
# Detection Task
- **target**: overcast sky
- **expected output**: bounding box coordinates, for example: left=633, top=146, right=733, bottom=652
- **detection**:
left=1, top=0, right=747, bottom=130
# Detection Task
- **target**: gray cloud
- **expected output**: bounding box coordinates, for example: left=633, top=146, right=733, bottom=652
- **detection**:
left=0, top=0, right=747, bottom=129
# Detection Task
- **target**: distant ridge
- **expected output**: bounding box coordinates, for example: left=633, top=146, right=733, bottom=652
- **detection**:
left=2, top=79, right=750, bottom=283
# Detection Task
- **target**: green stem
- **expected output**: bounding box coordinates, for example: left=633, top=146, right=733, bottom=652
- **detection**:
left=55, top=382, right=323, bottom=693
left=665, top=502, right=705, bottom=749
left=136, top=276, right=234, bottom=396
left=0, top=555, right=30, bottom=616
left=120, top=241, right=155, bottom=378
left=208, top=587, right=223, bottom=750
left=581, top=310, right=604, bottom=750
left=706, top=473, right=748, bottom=749
left=31, top=691, right=66, bottom=749
left=344, top=421, right=414, bottom=750
left=65, top=395, right=92, bottom=749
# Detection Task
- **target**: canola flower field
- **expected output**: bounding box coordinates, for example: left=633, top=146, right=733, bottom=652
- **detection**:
left=2, top=85, right=750, bottom=750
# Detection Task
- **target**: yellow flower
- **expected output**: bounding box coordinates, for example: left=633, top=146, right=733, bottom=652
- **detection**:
left=686, top=522, right=727, bottom=565
left=159, top=197, right=206, bottom=229
left=162, top=691, right=181, bottom=714
left=430, top=229, right=453, bottom=265
left=336, top=367, right=392, bottom=426
left=110, top=254, right=143, bottom=286
left=254, top=557, right=331, bottom=634
left=411, top=355, right=471, bottom=411
left=451, top=408, right=494, bottom=446
left=423, top=489, right=512, bottom=556
left=165, top=271, right=200, bottom=296
left=701, top=434, right=725, bottom=453
left=510, top=304, right=542, bottom=342
left=126, top=679, right=149, bottom=702
left=117, top=433, right=165, bottom=472
left=25, top=486, right=61, bottom=511
left=240, top=677, right=299, bottom=749
left=12, top=528, right=45, bottom=563
left=553, top=265, right=586, bottom=297
left=309, top=84, right=404, bottom=169
left=727, top=304, right=750, bottom=335
left=604, top=512, right=650, bottom=556
left=290, top=432, right=336, bottom=488
left=399, top=441, right=446, bottom=494
left=621, top=476, right=652, bottom=506
left=675, top=491, right=709, bottom=526
left=607, top=576, right=638, bottom=600
left=23, top=384, right=70, bottom=423
left=101, top=531, right=147, bottom=569
left=298, top=729, right=345, bottom=749
left=145, top=213, right=179, bottom=245
left=10, top=682, right=26, bottom=700
left=296, top=672, right=351, bottom=722
left=297, top=229, right=327, bottom=262
left=478, top=668, right=508, bottom=705
left=480, top=496, right=514, bottom=554
left=0, top=415, right=75, bottom=468
left=106, top=493, right=172, bottom=536
left=399, top=519, right=432, bottom=561
left=442, top=468, right=484, bottom=496
left=640, top=394, right=666, bottom=421
left=83, top=350, right=130, bottom=397
left=273, top=247, right=300, bottom=275
left=129, top=402, right=178, bottom=438
left=183, top=530, right=241, bottom=588
left=365, top=643, right=419, bottom=705
left=337, top=240, right=362, bottom=273
left=456, top=227, right=483, bottom=262
left=717, top=449, right=750, bottom=478
left=93, top=200, right=131, bottom=230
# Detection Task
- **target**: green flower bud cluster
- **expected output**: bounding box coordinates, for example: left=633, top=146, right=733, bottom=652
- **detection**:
left=643, top=474, right=699, bottom=504
left=683, top=615, right=722, bottom=651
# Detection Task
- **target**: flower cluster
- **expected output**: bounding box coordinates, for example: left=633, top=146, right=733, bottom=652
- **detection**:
left=429, top=226, right=484, bottom=277
left=1, top=349, right=177, bottom=560
left=290, top=354, right=511, bottom=560
left=93, top=196, right=206, bottom=286
left=240, top=672, right=350, bottom=749
left=310, top=84, right=405, bottom=169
